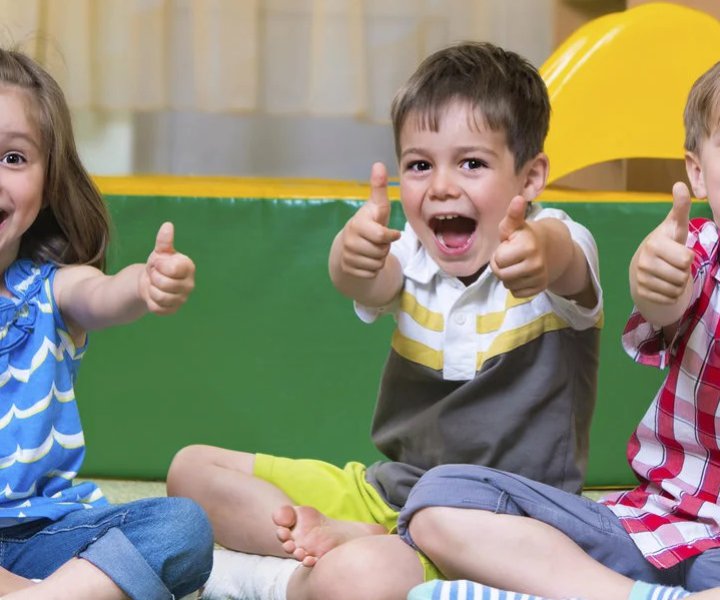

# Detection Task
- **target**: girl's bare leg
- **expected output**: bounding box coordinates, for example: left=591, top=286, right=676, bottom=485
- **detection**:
left=3, top=559, right=128, bottom=600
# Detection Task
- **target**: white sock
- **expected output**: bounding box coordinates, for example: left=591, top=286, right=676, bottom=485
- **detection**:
left=201, top=549, right=300, bottom=600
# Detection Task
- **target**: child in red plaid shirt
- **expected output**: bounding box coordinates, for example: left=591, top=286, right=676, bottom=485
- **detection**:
left=398, top=61, right=720, bottom=600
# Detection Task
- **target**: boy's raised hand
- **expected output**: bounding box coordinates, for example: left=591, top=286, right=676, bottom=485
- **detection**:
left=632, top=181, right=694, bottom=305
left=339, top=162, right=401, bottom=278
left=491, top=195, right=549, bottom=297
left=140, top=222, right=196, bottom=315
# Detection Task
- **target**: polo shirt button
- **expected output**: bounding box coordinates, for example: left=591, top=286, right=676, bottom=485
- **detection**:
left=455, top=313, right=467, bottom=325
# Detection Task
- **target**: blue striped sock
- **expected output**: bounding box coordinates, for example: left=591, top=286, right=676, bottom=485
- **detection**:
left=407, top=579, right=583, bottom=600
left=629, top=581, right=691, bottom=600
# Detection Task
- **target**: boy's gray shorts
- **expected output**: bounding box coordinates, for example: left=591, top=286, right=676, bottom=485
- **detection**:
left=396, top=465, right=720, bottom=592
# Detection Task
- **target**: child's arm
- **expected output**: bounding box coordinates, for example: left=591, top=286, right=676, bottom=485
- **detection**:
left=490, top=195, right=596, bottom=308
left=329, top=162, right=403, bottom=306
left=54, top=222, right=195, bottom=335
left=629, top=182, right=694, bottom=329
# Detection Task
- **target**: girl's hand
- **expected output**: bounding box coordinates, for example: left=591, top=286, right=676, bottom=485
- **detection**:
left=139, top=222, right=195, bottom=315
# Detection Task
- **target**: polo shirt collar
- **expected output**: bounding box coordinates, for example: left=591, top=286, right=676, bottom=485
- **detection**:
left=403, top=244, right=492, bottom=288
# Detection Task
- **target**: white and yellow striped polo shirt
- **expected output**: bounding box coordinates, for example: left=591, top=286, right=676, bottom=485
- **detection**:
left=358, top=205, right=603, bottom=508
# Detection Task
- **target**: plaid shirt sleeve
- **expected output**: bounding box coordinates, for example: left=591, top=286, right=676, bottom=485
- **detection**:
left=622, top=217, right=716, bottom=369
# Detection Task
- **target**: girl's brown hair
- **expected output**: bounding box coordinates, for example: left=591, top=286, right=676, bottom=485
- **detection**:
left=0, top=48, right=110, bottom=269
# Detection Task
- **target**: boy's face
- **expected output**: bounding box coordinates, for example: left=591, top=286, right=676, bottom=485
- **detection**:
left=686, top=127, right=720, bottom=222
left=398, top=101, right=540, bottom=280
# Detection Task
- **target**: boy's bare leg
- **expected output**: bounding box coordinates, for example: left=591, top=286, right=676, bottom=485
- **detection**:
left=168, top=445, right=389, bottom=560
left=273, top=505, right=385, bottom=566
left=287, top=533, right=423, bottom=600
left=410, top=507, right=634, bottom=600
left=3, top=559, right=128, bottom=599
left=167, top=445, right=293, bottom=555
left=690, top=591, right=720, bottom=599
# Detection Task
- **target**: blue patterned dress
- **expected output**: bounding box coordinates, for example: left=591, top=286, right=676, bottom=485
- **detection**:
left=0, top=260, right=106, bottom=526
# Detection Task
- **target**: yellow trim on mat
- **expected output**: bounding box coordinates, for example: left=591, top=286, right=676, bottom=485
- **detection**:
left=94, top=175, right=401, bottom=201
left=93, top=175, right=691, bottom=204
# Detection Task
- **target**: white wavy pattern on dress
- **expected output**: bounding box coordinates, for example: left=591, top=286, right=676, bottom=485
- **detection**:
left=1, top=482, right=36, bottom=500
left=0, top=332, right=77, bottom=388
left=0, top=384, right=75, bottom=430
left=0, top=428, right=85, bottom=469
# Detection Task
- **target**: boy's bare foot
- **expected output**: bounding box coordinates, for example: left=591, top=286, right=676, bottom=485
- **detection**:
left=272, top=505, right=386, bottom=567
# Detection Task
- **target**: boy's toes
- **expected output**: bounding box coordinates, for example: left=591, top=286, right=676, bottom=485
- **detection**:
left=302, top=555, right=318, bottom=567
left=292, top=547, right=309, bottom=562
left=281, top=539, right=297, bottom=554
left=276, top=525, right=292, bottom=543
left=272, top=504, right=297, bottom=528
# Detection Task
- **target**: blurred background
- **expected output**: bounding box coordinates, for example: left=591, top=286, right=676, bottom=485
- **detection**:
left=3, top=0, right=714, bottom=188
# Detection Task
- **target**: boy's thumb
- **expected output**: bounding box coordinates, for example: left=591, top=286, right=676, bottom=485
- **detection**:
left=367, top=162, right=391, bottom=225
left=498, top=196, right=528, bottom=241
left=667, top=182, right=691, bottom=245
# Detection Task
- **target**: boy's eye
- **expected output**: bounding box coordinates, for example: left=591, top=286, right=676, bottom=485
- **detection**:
left=407, top=160, right=431, bottom=172
left=1, top=152, right=26, bottom=165
left=461, top=158, right=487, bottom=170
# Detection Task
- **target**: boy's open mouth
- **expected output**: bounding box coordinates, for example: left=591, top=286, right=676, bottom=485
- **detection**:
left=430, top=214, right=476, bottom=252
left=0, top=211, right=8, bottom=226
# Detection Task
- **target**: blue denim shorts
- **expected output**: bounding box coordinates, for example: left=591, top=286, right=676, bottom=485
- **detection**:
left=397, top=465, right=720, bottom=592
left=0, top=497, right=213, bottom=600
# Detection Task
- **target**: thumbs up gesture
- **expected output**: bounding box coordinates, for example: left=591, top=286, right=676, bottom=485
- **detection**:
left=140, top=222, right=196, bottom=314
left=339, top=162, right=402, bottom=278
left=632, top=182, right=694, bottom=306
left=491, top=196, right=549, bottom=297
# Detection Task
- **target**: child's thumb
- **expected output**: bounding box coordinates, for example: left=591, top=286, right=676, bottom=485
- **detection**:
left=367, top=162, right=391, bottom=226
left=154, top=222, right=175, bottom=254
left=498, top=196, right=528, bottom=241
left=666, top=182, right=691, bottom=245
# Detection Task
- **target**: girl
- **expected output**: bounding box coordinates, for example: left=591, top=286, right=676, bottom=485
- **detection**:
left=0, top=48, right=213, bottom=599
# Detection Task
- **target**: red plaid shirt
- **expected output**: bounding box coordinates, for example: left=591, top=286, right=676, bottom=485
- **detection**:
left=601, top=218, right=720, bottom=569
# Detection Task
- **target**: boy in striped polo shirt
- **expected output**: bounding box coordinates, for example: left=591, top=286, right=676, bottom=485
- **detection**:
left=401, top=61, right=720, bottom=600
left=169, top=41, right=603, bottom=600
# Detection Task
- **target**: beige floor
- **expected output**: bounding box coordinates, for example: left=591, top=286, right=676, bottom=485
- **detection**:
left=83, top=479, right=167, bottom=503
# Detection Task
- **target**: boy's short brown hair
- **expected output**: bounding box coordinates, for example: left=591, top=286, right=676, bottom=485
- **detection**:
left=391, top=41, right=550, bottom=171
left=684, top=61, right=720, bottom=154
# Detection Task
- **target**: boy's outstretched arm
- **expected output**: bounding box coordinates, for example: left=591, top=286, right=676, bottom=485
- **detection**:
left=54, top=222, right=196, bottom=334
left=329, top=162, right=403, bottom=307
left=491, top=196, right=596, bottom=308
left=629, top=181, right=694, bottom=329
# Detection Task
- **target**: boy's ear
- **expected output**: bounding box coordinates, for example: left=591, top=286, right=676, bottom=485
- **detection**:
left=685, top=151, right=707, bottom=199
left=521, top=152, right=549, bottom=202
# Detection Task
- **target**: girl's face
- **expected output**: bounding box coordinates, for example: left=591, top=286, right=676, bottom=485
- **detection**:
left=0, top=86, right=45, bottom=276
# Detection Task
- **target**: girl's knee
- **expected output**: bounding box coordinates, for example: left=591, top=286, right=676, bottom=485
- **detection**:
left=156, top=498, right=214, bottom=593
left=165, top=496, right=213, bottom=546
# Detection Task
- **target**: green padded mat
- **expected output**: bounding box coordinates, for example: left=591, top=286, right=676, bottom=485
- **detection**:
left=76, top=193, right=712, bottom=488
